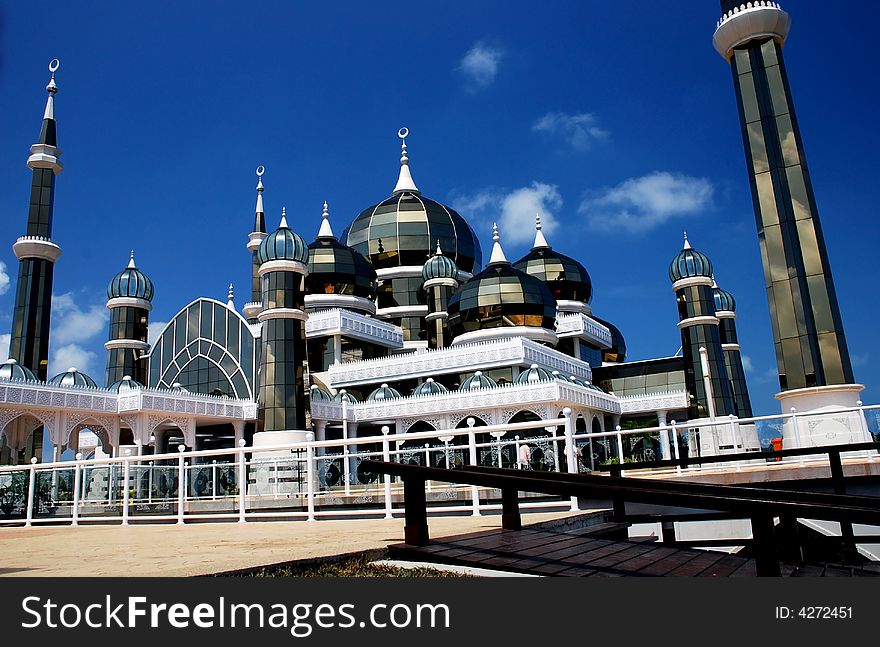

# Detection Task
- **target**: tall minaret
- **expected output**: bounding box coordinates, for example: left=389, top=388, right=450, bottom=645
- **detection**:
left=256, top=208, right=310, bottom=435
left=105, top=252, right=153, bottom=385
left=669, top=234, right=737, bottom=420
left=8, top=60, right=64, bottom=381
left=712, top=278, right=753, bottom=419
left=714, top=2, right=855, bottom=398
left=421, top=241, right=459, bottom=349
left=242, top=166, right=267, bottom=325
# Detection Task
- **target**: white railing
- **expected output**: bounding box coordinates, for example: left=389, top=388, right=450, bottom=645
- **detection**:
left=555, top=312, right=613, bottom=348
left=306, top=308, right=404, bottom=348
left=618, top=390, right=689, bottom=414
left=1, top=402, right=877, bottom=527
left=325, top=336, right=592, bottom=387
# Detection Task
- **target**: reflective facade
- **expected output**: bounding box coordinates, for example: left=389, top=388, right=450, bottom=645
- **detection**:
left=306, top=237, right=376, bottom=299
left=513, top=248, right=592, bottom=304
left=342, top=192, right=482, bottom=272
left=728, top=37, right=853, bottom=390
left=146, top=299, right=258, bottom=399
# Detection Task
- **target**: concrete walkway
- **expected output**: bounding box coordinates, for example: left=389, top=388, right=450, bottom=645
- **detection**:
left=0, top=511, right=585, bottom=577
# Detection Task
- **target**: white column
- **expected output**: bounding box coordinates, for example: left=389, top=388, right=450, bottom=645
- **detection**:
left=381, top=426, right=393, bottom=519
left=562, top=408, right=578, bottom=511
left=467, top=418, right=480, bottom=516
left=657, top=410, right=670, bottom=460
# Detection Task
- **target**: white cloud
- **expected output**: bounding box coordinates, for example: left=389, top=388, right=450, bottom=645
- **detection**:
left=458, top=42, right=502, bottom=89
left=533, top=112, right=609, bottom=151
left=0, top=261, right=10, bottom=296
left=49, top=343, right=98, bottom=378
left=741, top=355, right=753, bottom=373
left=0, top=333, right=9, bottom=359
left=148, top=320, right=169, bottom=348
left=452, top=182, right=562, bottom=246
left=580, top=172, right=714, bottom=234
left=51, top=292, right=109, bottom=345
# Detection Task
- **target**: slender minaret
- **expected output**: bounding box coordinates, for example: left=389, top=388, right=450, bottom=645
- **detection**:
left=713, top=278, right=753, bottom=419
left=105, top=251, right=153, bottom=385
left=421, top=241, right=459, bottom=349
left=256, top=208, right=310, bottom=433
left=242, top=166, right=267, bottom=324
left=8, top=60, right=64, bottom=381
left=714, top=2, right=854, bottom=393
left=668, top=234, right=737, bottom=420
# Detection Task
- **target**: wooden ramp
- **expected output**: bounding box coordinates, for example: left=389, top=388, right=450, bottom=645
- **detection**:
left=389, top=527, right=757, bottom=577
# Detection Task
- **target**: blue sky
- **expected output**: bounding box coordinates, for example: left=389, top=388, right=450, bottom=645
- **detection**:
left=0, top=1, right=877, bottom=416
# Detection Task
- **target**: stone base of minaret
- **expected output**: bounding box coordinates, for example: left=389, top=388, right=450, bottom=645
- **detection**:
left=682, top=417, right=761, bottom=459
left=247, top=430, right=311, bottom=497
left=775, top=384, right=869, bottom=450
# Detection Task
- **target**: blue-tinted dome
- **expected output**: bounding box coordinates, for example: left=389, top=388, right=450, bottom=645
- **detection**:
left=713, top=285, right=736, bottom=312
left=309, top=385, right=333, bottom=401
left=107, top=375, right=144, bottom=393
left=459, top=371, right=498, bottom=391
left=0, top=359, right=37, bottom=382
left=669, top=237, right=713, bottom=282
left=551, top=370, right=574, bottom=383
left=108, top=255, right=154, bottom=301
left=422, top=244, right=459, bottom=282
left=413, top=377, right=449, bottom=396
left=367, top=383, right=402, bottom=401
left=332, top=389, right=359, bottom=403
left=307, top=237, right=377, bottom=299
left=592, top=315, right=626, bottom=363
left=169, top=382, right=190, bottom=394
left=516, top=364, right=553, bottom=384
left=49, top=368, right=98, bottom=388
left=513, top=247, right=592, bottom=304
left=258, top=213, right=309, bottom=265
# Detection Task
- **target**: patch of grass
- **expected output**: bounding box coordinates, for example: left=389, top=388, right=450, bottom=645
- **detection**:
left=241, top=555, right=470, bottom=578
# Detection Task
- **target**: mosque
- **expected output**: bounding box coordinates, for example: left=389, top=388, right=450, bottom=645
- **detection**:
left=0, top=1, right=864, bottom=476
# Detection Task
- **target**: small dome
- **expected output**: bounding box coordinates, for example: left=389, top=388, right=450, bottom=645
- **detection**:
left=107, top=375, right=144, bottom=393
left=513, top=248, right=592, bottom=303
left=516, top=364, right=553, bottom=384
left=332, top=389, right=359, bottom=404
left=551, top=370, right=574, bottom=383
left=309, top=385, right=333, bottom=401
left=668, top=235, right=713, bottom=282
left=0, top=359, right=37, bottom=382
left=108, top=253, right=154, bottom=301
left=583, top=381, right=605, bottom=393
left=169, top=382, right=190, bottom=394
left=413, top=377, right=449, bottom=396
left=459, top=371, right=498, bottom=391
left=592, top=315, right=626, bottom=363
left=422, top=242, right=459, bottom=282
left=367, top=383, right=402, bottom=401
left=258, top=210, right=309, bottom=265
left=49, top=367, right=98, bottom=388
left=307, top=237, right=377, bottom=299
left=713, top=285, right=736, bottom=312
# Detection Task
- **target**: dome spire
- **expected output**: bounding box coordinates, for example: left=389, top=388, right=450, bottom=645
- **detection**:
left=317, top=200, right=335, bottom=239
left=488, top=223, right=508, bottom=265
left=43, top=59, right=59, bottom=122
left=392, top=127, right=420, bottom=194
left=128, top=250, right=136, bottom=268
left=435, top=239, right=443, bottom=256
left=254, top=165, right=266, bottom=234
left=227, top=282, right=235, bottom=308
left=279, top=207, right=288, bottom=229
left=682, top=231, right=692, bottom=250
left=533, top=214, right=550, bottom=249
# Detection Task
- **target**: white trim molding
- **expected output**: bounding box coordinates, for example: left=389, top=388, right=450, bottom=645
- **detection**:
left=714, top=2, right=790, bottom=61
left=258, top=259, right=308, bottom=276
left=452, top=326, right=558, bottom=348
left=13, top=236, right=62, bottom=263
left=104, top=339, right=150, bottom=352
left=258, top=308, right=307, bottom=322
left=106, top=297, right=152, bottom=311
left=671, top=276, right=713, bottom=292
left=305, top=308, right=404, bottom=348
left=305, top=294, right=376, bottom=315
left=677, top=316, right=720, bottom=329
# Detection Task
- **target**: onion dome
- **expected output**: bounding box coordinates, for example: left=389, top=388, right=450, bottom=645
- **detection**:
left=169, top=382, right=190, bottom=394
left=413, top=377, right=449, bottom=396
left=309, top=384, right=333, bottom=401
left=513, top=216, right=592, bottom=303
left=367, top=383, right=402, bottom=401
left=49, top=367, right=98, bottom=388
left=668, top=232, right=713, bottom=282
left=340, top=128, right=482, bottom=272
left=591, top=315, right=626, bottom=363
left=107, top=375, right=144, bottom=393
left=516, top=364, right=553, bottom=384
left=459, top=371, right=498, bottom=391
left=0, top=359, right=37, bottom=382
left=448, top=225, right=557, bottom=338
left=307, top=201, right=377, bottom=299
left=712, top=279, right=736, bottom=312
left=332, top=389, right=359, bottom=404
left=422, top=241, right=459, bottom=282
left=108, top=251, right=154, bottom=301
left=257, top=208, right=309, bottom=264
left=583, top=380, right=604, bottom=392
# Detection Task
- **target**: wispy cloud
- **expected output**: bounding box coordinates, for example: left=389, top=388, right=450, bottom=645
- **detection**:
left=852, top=353, right=870, bottom=367
left=49, top=344, right=99, bottom=378
left=0, top=333, right=9, bottom=359
left=47, top=292, right=109, bottom=378
left=741, top=355, right=753, bottom=373
left=532, top=112, right=609, bottom=151
left=452, top=182, right=562, bottom=245
left=148, top=321, right=169, bottom=348
left=580, top=172, right=714, bottom=234
left=0, top=261, right=10, bottom=296
left=457, top=42, right=502, bottom=90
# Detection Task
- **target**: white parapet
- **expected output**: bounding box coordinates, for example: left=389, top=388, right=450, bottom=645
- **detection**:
left=713, top=2, right=790, bottom=60
left=776, top=384, right=869, bottom=449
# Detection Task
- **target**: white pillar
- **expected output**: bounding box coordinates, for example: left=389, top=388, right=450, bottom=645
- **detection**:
left=562, top=408, right=578, bottom=511
left=72, top=453, right=82, bottom=526
left=237, top=438, right=247, bottom=523
left=176, top=444, right=186, bottom=525
left=306, top=432, right=316, bottom=522
left=381, top=426, right=393, bottom=519
left=467, top=418, right=480, bottom=516
left=657, top=410, right=670, bottom=460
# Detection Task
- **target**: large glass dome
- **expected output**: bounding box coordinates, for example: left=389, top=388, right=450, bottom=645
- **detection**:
left=514, top=247, right=592, bottom=303
left=341, top=192, right=482, bottom=272
left=307, top=237, right=376, bottom=299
